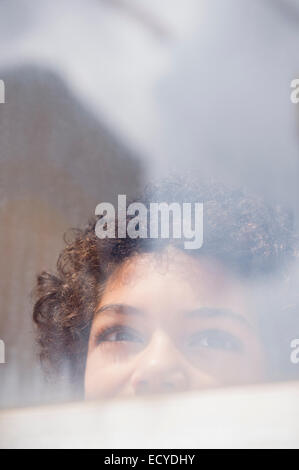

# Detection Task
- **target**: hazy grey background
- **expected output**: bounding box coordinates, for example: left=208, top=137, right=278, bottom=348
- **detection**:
left=1, top=0, right=298, bottom=201
left=0, top=0, right=299, bottom=408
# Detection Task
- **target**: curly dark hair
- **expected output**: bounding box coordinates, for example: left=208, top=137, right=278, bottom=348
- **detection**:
left=33, top=178, right=299, bottom=393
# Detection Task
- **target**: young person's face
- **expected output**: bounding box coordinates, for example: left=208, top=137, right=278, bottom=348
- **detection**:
left=85, top=248, right=266, bottom=399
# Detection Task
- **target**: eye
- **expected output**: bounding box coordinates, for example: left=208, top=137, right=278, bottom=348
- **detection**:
left=96, top=326, right=144, bottom=345
left=188, top=329, right=243, bottom=353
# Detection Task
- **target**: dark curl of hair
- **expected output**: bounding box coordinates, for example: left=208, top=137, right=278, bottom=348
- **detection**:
left=33, top=178, right=298, bottom=390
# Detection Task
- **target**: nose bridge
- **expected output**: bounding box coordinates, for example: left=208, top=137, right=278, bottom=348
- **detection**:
left=130, top=330, right=188, bottom=395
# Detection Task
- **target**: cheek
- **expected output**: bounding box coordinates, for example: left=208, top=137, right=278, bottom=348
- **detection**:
left=198, top=354, right=264, bottom=384
left=84, top=349, right=136, bottom=400
left=197, top=345, right=266, bottom=384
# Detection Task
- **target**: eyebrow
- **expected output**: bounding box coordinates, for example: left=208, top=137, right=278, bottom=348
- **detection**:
left=185, top=307, right=253, bottom=329
left=94, top=304, right=253, bottom=329
left=94, top=303, right=143, bottom=318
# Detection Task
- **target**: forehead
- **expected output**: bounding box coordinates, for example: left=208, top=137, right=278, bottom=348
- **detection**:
left=98, top=248, right=252, bottom=318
